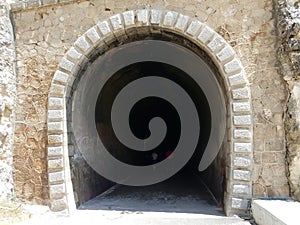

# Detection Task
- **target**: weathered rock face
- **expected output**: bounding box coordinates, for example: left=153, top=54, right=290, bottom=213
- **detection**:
left=0, top=0, right=16, bottom=203
left=277, top=0, right=300, bottom=201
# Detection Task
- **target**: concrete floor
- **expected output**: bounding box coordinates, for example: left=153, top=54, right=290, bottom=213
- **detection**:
left=15, top=171, right=250, bottom=225
left=79, top=171, right=224, bottom=215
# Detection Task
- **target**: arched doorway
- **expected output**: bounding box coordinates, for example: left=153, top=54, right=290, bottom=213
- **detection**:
left=47, top=9, right=253, bottom=216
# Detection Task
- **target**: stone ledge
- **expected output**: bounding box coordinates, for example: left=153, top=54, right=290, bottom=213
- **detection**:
left=252, top=200, right=300, bottom=225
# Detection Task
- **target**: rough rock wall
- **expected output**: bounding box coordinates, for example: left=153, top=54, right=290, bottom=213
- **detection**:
left=0, top=0, right=15, bottom=203
left=277, top=0, right=300, bottom=201
left=11, top=0, right=289, bottom=203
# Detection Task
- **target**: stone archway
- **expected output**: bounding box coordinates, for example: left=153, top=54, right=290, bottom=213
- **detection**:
left=47, top=9, right=253, bottom=216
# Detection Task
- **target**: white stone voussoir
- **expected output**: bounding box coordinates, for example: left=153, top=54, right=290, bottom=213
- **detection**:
left=60, top=58, right=77, bottom=74
left=207, top=34, right=226, bottom=53
left=175, top=14, right=189, bottom=31
left=232, top=101, right=251, bottom=113
left=233, top=156, right=252, bottom=167
left=233, top=129, right=252, bottom=140
left=110, top=14, right=124, bottom=31
left=97, top=21, right=112, bottom=37
left=234, top=142, right=252, bottom=153
left=232, top=86, right=250, bottom=100
left=233, top=170, right=251, bottom=181
left=231, top=198, right=249, bottom=210
left=74, top=36, right=92, bottom=54
left=186, top=20, right=203, bottom=37
left=85, top=27, right=101, bottom=44
left=151, top=9, right=163, bottom=25
left=123, top=10, right=135, bottom=27
left=197, top=25, right=214, bottom=44
left=163, top=11, right=178, bottom=27
left=224, top=58, right=242, bottom=75
left=216, top=45, right=235, bottom=63
left=48, top=146, right=64, bottom=157
left=136, top=9, right=149, bottom=25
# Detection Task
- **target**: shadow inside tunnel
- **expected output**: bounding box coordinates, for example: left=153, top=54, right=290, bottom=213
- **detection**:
left=79, top=169, right=224, bottom=216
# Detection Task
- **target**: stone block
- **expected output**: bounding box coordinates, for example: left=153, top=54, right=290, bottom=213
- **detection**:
left=231, top=198, right=249, bottom=210
left=48, top=109, right=63, bottom=120
left=10, top=2, right=24, bottom=11
left=233, top=156, right=252, bottom=167
left=234, top=129, right=252, bottom=140
left=197, top=25, right=214, bottom=44
left=150, top=9, right=163, bottom=25
left=186, top=20, right=202, bottom=37
left=48, top=121, right=64, bottom=133
left=233, top=170, right=251, bottom=181
left=216, top=45, right=235, bottom=63
left=232, top=87, right=250, bottom=100
left=123, top=10, right=135, bottom=27
left=48, top=146, right=63, bottom=157
left=207, top=35, right=225, bottom=53
left=175, top=14, right=189, bottom=31
left=252, top=200, right=300, bottom=225
left=50, top=184, right=66, bottom=199
left=254, top=152, right=262, bottom=164
left=53, top=71, right=69, bottom=85
left=233, top=115, right=252, bottom=126
left=110, top=14, right=124, bottom=31
left=97, top=21, right=112, bottom=36
left=163, top=11, right=178, bottom=27
left=48, top=159, right=64, bottom=170
left=85, top=27, right=101, bottom=44
left=49, top=83, right=65, bottom=97
left=25, top=0, right=40, bottom=8
left=224, top=59, right=242, bottom=75
left=48, top=97, right=64, bottom=109
left=234, top=142, right=252, bottom=153
left=42, top=0, right=57, bottom=6
left=67, top=47, right=83, bottom=61
left=48, top=134, right=63, bottom=145
left=59, top=58, right=75, bottom=73
left=228, top=72, right=247, bottom=86
left=264, top=139, right=285, bottom=152
left=74, top=36, right=91, bottom=53
left=233, top=102, right=251, bottom=112
left=136, top=9, right=149, bottom=25
left=50, top=197, right=67, bottom=211
left=262, top=152, right=276, bottom=163
left=49, top=171, right=64, bottom=183
left=233, top=184, right=251, bottom=195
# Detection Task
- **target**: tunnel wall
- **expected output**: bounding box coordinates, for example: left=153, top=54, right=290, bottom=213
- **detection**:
left=7, top=0, right=292, bottom=216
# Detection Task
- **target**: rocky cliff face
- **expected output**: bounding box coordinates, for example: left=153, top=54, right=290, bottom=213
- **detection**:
left=0, top=0, right=16, bottom=203
left=277, top=0, right=300, bottom=201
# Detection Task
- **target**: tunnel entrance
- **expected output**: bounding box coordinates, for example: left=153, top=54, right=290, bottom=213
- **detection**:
left=70, top=39, right=227, bottom=214
left=95, top=61, right=211, bottom=168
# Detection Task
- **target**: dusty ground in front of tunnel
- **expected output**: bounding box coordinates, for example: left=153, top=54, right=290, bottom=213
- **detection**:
left=5, top=172, right=250, bottom=225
